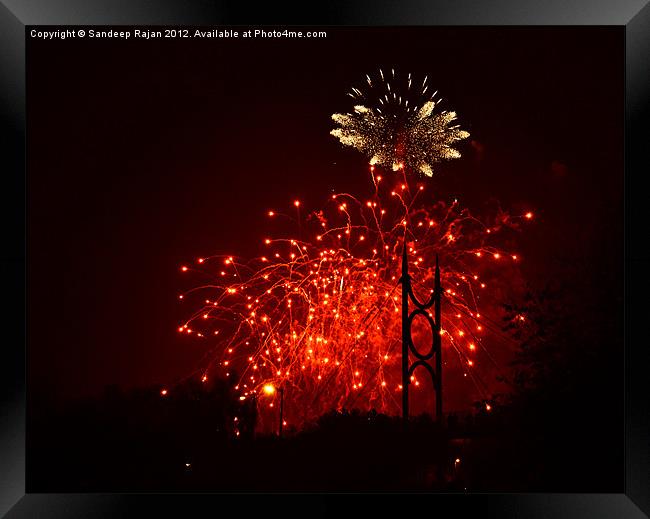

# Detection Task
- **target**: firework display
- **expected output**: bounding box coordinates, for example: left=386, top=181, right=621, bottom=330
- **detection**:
left=331, top=69, right=470, bottom=176
left=174, top=72, right=531, bottom=430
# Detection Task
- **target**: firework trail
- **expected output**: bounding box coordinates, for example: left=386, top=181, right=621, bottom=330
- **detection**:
left=331, top=68, right=470, bottom=176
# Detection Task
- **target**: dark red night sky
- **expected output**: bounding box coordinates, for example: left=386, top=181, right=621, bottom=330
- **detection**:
left=27, top=27, right=623, bottom=406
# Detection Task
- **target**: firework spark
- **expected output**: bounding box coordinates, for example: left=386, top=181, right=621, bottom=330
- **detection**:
left=330, top=69, right=470, bottom=176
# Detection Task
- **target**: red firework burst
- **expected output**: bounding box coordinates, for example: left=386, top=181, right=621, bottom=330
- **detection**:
left=175, top=166, right=532, bottom=430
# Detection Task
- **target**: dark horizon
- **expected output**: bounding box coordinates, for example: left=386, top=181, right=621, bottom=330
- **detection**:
left=27, top=26, right=623, bottom=408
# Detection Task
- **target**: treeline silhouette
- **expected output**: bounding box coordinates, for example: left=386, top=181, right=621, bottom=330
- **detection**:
left=28, top=345, right=620, bottom=493
left=28, top=377, right=488, bottom=492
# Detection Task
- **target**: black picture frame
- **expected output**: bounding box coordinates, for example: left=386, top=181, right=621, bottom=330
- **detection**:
left=1, top=1, right=648, bottom=516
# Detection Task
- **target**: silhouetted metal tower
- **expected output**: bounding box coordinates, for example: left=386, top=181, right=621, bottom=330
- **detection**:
left=400, top=243, right=442, bottom=422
